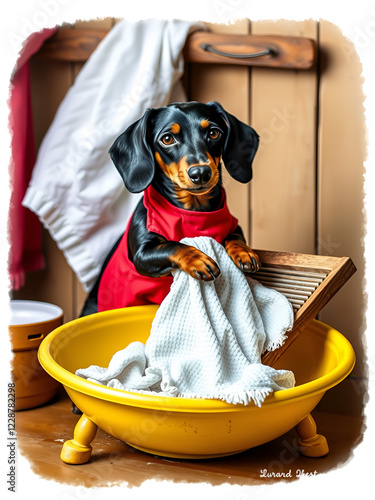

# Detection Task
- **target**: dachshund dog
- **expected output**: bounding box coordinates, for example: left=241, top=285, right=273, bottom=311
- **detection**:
left=81, top=101, right=260, bottom=316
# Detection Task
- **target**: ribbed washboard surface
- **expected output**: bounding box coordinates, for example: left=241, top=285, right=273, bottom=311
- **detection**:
left=254, top=250, right=356, bottom=367
left=255, top=266, right=328, bottom=312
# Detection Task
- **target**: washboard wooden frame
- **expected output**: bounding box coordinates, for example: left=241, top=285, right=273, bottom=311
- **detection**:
left=256, top=250, right=357, bottom=366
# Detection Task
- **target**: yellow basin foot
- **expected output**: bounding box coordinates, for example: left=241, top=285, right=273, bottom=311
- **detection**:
left=296, top=414, right=329, bottom=458
left=61, top=414, right=98, bottom=464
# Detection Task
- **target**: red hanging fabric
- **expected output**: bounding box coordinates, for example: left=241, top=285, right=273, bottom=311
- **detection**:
left=8, top=28, right=56, bottom=289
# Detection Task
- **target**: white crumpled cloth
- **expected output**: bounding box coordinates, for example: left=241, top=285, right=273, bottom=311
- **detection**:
left=76, top=237, right=295, bottom=407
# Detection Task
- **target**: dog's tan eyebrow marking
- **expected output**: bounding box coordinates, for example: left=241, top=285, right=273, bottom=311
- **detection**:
left=200, top=119, right=210, bottom=128
left=170, top=123, right=181, bottom=134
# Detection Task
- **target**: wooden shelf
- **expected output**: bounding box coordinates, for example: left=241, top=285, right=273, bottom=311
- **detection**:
left=35, top=28, right=316, bottom=69
left=35, top=28, right=107, bottom=62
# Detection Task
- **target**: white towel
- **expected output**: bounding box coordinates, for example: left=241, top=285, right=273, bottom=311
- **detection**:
left=76, top=237, right=295, bottom=406
left=22, top=19, right=204, bottom=291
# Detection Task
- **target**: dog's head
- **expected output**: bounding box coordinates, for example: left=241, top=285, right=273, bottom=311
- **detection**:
left=109, top=101, right=259, bottom=207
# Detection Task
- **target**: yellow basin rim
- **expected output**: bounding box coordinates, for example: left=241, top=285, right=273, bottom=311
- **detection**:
left=38, top=309, right=355, bottom=413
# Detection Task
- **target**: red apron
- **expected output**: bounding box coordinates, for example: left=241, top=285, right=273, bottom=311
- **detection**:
left=97, top=185, right=238, bottom=311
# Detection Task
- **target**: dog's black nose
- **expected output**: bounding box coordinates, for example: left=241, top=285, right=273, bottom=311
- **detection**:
left=188, top=166, right=212, bottom=186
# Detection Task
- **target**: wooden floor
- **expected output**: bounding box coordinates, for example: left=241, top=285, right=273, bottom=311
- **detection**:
left=15, top=389, right=364, bottom=488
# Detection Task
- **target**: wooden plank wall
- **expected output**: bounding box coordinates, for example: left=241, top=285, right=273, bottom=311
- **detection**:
left=13, top=18, right=366, bottom=417
left=316, top=21, right=366, bottom=416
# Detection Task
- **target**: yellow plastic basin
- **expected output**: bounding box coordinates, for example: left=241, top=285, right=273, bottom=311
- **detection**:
left=38, top=305, right=355, bottom=459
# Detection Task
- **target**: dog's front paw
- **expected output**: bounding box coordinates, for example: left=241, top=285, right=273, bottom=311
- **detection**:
left=225, top=240, right=261, bottom=274
left=171, top=245, right=221, bottom=281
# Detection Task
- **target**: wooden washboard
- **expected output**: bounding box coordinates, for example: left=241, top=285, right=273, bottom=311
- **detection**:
left=255, top=250, right=356, bottom=367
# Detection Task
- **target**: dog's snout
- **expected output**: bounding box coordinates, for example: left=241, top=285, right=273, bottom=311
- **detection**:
left=188, top=166, right=212, bottom=186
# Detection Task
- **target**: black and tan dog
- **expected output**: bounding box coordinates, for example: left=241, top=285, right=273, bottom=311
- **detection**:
left=81, top=101, right=260, bottom=315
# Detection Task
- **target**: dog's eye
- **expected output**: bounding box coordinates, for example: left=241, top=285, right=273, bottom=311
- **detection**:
left=160, top=134, right=176, bottom=146
left=209, top=128, right=221, bottom=140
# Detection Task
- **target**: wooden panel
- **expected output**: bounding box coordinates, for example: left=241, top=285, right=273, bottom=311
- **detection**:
left=12, top=58, right=76, bottom=321
left=29, top=59, right=72, bottom=151
left=36, top=29, right=107, bottom=62
left=250, top=20, right=318, bottom=254
left=28, top=58, right=74, bottom=320
left=38, top=28, right=316, bottom=69
left=185, top=31, right=316, bottom=69
left=188, top=20, right=252, bottom=242
left=73, top=18, right=114, bottom=30
left=317, top=22, right=366, bottom=380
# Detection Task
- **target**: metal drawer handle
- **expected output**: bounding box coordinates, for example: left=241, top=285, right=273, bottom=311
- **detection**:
left=200, top=43, right=277, bottom=59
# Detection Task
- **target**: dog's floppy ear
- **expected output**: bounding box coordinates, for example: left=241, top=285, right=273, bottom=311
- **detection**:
left=207, top=101, right=259, bottom=183
left=109, top=109, right=155, bottom=193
